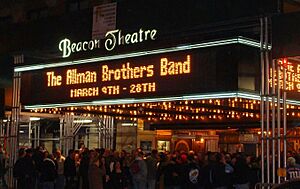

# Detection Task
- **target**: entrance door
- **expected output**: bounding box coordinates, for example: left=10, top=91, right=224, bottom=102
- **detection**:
left=175, top=139, right=190, bottom=152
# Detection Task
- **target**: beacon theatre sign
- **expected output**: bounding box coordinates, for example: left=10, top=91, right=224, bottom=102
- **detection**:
left=58, top=28, right=157, bottom=58
left=20, top=27, right=244, bottom=107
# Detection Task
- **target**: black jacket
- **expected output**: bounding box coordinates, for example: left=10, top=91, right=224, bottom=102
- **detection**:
left=64, top=156, right=76, bottom=177
left=40, top=158, right=57, bottom=182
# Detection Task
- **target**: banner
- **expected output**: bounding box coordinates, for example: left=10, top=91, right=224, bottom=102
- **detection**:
left=92, top=2, right=117, bottom=39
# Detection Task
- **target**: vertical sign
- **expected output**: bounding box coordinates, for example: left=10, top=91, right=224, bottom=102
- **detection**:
left=92, top=2, right=117, bottom=39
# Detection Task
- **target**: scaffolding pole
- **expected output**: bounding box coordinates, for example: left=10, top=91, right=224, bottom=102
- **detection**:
left=7, top=68, right=21, bottom=188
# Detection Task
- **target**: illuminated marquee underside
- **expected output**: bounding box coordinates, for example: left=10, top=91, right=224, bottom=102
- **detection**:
left=23, top=91, right=300, bottom=109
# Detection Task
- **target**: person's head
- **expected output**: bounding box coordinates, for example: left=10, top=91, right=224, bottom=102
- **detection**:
left=114, top=161, right=121, bottom=170
left=18, top=148, right=26, bottom=158
left=137, top=151, right=144, bottom=158
left=43, top=151, right=49, bottom=159
left=180, top=153, right=188, bottom=163
left=151, top=149, right=158, bottom=158
left=114, top=151, right=120, bottom=158
left=25, top=148, right=33, bottom=157
left=56, top=150, right=62, bottom=158
left=215, top=153, right=225, bottom=164
left=187, top=154, right=194, bottom=162
left=288, top=157, right=296, bottom=167
left=121, top=150, right=126, bottom=157
left=225, top=153, right=231, bottom=163
left=91, top=154, right=100, bottom=166
left=89, top=150, right=97, bottom=160
left=68, top=149, right=75, bottom=159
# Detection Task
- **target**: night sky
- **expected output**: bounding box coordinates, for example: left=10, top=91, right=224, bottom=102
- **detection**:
left=0, top=55, right=13, bottom=88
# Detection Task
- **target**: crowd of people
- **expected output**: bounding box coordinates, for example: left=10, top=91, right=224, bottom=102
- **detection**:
left=10, top=145, right=268, bottom=189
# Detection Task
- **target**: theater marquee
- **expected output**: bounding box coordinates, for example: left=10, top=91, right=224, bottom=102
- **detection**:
left=21, top=50, right=207, bottom=105
left=20, top=43, right=250, bottom=107
left=46, top=55, right=190, bottom=98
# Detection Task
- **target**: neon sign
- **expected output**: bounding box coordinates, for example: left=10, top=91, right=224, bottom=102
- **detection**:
left=104, top=29, right=157, bottom=51
left=59, top=28, right=157, bottom=58
left=59, top=39, right=101, bottom=58
left=46, top=55, right=190, bottom=98
left=269, top=59, right=300, bottom=92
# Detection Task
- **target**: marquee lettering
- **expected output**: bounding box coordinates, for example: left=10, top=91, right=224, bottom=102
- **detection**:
left=46, top=54, right=191, bottom=99
left=160, top=55, right=191, bottom=76
left=59, top=28, right=157, bottom=58
left=59, top=39, right=100, bottom=58
left=105, top=29, right=157, bottom=51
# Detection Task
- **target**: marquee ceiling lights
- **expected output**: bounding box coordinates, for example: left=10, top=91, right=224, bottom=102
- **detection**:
left=15, top=36, right=268, bottom=72
left=28, top=97, right=300, bottom=123
left=23, top=91, right=300, bottom=109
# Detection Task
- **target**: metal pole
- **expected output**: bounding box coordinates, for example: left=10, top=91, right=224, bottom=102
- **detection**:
left=28, top=120, right=31, bottom=147
left=59, top=117, right=63, bottom=151
left=37, top=122, right=40, bottom=147
left=34, top=123, right=37, bottom=148
left=277, top=60, right=281, bottom=183
left=8, top=70, right=21, bottom=188
left=97, top=118, right=101, bottom=148
left=264, top=17, right=270, bottom=185
left=283, top=64, right=287, bottom=181
left=260, top=17, right=265, bottom=186
left=272, top=60, right=276, bottom=184
left=110, top=117, right=114, bottom=150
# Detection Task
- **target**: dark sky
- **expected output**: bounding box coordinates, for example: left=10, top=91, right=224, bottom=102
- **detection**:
left=0, top=55, right=13, bottom=88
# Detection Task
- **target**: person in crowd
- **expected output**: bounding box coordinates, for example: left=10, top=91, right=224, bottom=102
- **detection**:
left=286, top=156, right=300, bottom=180
left=233, top=154, right=250, bottom=189
left=146, top=149, right=158, bottom=189
left=163, top=153, right=181, bottom=189
left=79, top=148, right=90, bottom=189
left=120, top=150, right=127, bottom=168
left=22, top=148, right=36, bottom=188
left=181, top=153, right=202, bottom=189
left=88, top=153, right=105, bottom=189
left=55, top=150, right=65, bottom=189
left=32, top=147, right=44, bottom=188
left=246, top=155, right=260, bottom=189
left=0, top=145, right=7, bottom=188
left=105, top=150, right=120, bottom=188
left=74, top=150, right=81, bottom=188
left=64, top=149, right=77, bottom=189
left=101, top=148, right=112, bottom=188
left=13, top=148, right=33, bottom=189
left=130, top=151, right=147, bottom=189
left=110, top=161, right=128, bottom=189
left=210, top=153, right=232, bottom=189
left=122, top=152, right=133, bottom=189
left=40, top=151, right=57, bottom=189
left=157, top=152, right=171, bottom=189
left=200, top=152, right=216, bottom=189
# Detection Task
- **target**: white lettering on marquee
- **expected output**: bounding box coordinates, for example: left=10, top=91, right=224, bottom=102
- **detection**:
left=105, top=28, right=157, bottom=51
left=59, top=38, right=100, bottom=58
left=59, top=28, right=157, bottom=58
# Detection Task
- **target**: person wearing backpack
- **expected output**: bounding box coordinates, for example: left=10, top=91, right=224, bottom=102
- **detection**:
left=181, top=153, right=201, bottom=189
left=130, top=151, right=147, bottom=189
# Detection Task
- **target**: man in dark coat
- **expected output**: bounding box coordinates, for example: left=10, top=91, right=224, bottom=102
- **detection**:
left=40, top=151, right=57, bottom=189
left=64, top=149, right=76, bottom=189
left=13, top=148, right=35, bottom=189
